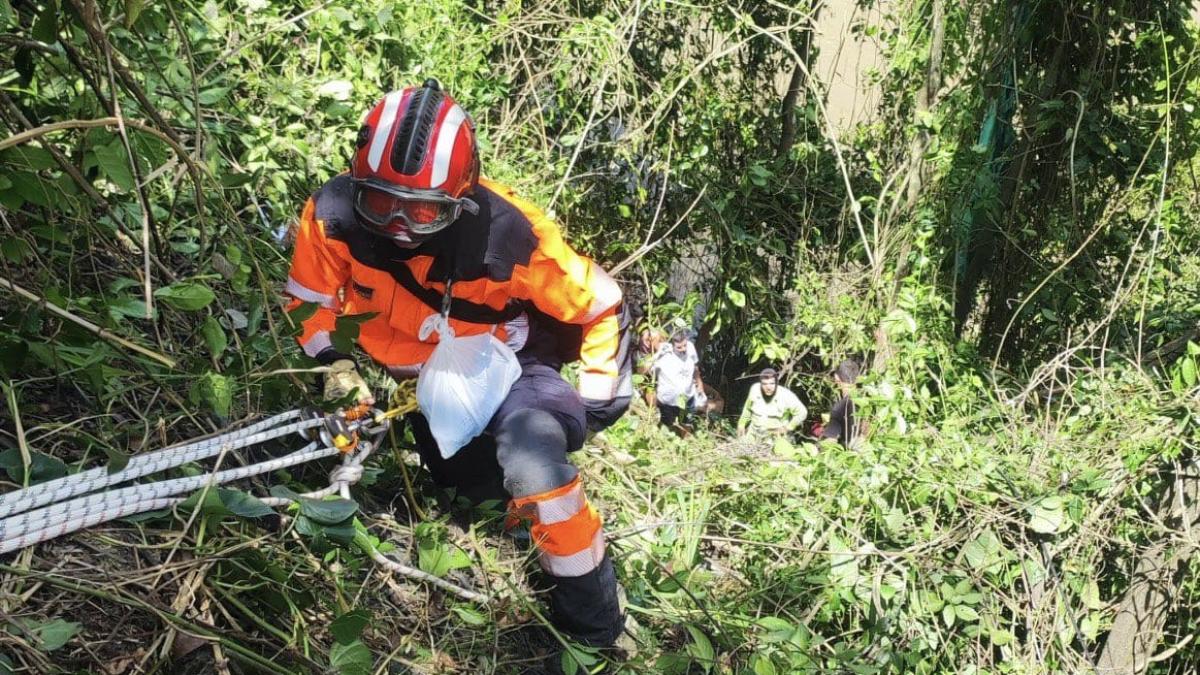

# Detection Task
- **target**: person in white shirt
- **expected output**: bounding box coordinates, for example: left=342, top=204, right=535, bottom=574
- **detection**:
left=737, top=368, right=806, bottom=438
left=649, top=331, right=704, bottom=428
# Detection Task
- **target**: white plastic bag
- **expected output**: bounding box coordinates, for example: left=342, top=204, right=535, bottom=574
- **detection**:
left=416, top=315, right=522, bottom=458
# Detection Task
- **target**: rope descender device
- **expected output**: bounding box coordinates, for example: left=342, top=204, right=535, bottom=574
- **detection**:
left=302, top=403, right=390, bottom=455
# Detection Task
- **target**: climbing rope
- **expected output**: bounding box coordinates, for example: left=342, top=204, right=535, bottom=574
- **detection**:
left=0, top=387, right=487, bottom=603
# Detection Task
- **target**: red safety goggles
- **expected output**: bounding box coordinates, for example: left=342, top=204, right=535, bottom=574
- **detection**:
left=352, top=179, right=478, bottom=241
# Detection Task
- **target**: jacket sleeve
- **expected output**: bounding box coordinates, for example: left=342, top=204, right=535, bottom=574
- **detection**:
left=285, top=197, right=351, bottom=364
left=518, top=212, right=632, bottom=431
left=783, top=391, right=808, bottom=431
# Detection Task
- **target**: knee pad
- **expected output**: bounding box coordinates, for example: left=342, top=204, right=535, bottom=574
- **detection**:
left=495, top=409, right=579, bottom=498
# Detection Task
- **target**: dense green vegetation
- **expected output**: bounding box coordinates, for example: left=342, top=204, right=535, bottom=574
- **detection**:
left=0, top=0, right=1197, bottom=673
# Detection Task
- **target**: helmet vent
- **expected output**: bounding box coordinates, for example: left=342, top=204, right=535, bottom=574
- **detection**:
left=392, top=86, right=444, bottom=175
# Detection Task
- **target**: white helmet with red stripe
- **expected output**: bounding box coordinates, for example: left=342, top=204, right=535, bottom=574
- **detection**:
left=350, top=79, right=480, bottom=245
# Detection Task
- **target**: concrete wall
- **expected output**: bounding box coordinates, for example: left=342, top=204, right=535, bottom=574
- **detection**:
left=790, top=0, right=889, bottom=135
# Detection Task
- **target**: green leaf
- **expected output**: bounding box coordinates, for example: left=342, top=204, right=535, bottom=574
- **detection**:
left=155, top=282, right=215, bottom=311
left=201, top=316, right=227, bottom=359
left=882, top=308, right=917, bottom=336
left=451, top=605, right=488, bottom=626
left=685, top=624, right=715, bottom=671
left=0, top=237, right=31, bottom=264
left=0, top=448, right=68, bottom=484
left=179, top=488, right=229, bottom=516
left=990, top=628, right=1014, bottom=646
left=198, top=87, right=232, bottom=105
left=0, top=0, right=14, bottom=29
left=751, top=653, right=778, bottom=675
left=32, top=0, right=58, bottom=43
left=220, top=172, right=255, bottom=188
left=30, top=618, right=79, bottom=652
left=1081, top=579, right=1103, bottom=610
left=107, top=297, right=154, bottom=321
left=288, top=301, right=319, bottom=324
left=942, top=604, right=956, bottom=627
left=299, top=497, right=359, bottom=525
left=725, top=285, right=746, bottom=308
left=655, top=652, right=692, bottom=675
left=329, top=639, right=373, bottom=675
left=330, top=609, right=371, bottom=645
left=104, top=446, right=131, bottom=474
left=30, top=224, right=69, bottom=243
left=770, top=436, right=795, bottom=458
left=955, top=605, right=979, bottom=622
left=218, top=488, right=274, bottom=518
left=756, top=616, right=808, bottom=647
left=294, top=514, right=320, bottom=536
left=269, top=484, right=301, bottom=502
left=3, top=146, right=57, bottom=171
left=125, top=0, right=146, bottom=28
left=317, top=79, right=354, bottom=100
left=92, top=140, right=135, bottom=191
left=962, top=530, right=1005, bottom=572
left=338, top=312, right=378, bottom=327
left=330, top=313, right=376, bottom=354
left=1028, top=497, right=1067, bottom=534
left=2, top=172, right=55, bottom=208
left=560, top=644, right=599, bottom=674
left=1181, top=357, right=1197, bottom=388
left=195, top=372, right=232, bottom=419
left=417, top=538, right=472, bottom=578
left=828, top=535, right=859, bottom=589
left=0, top=337, right=28, bottom=378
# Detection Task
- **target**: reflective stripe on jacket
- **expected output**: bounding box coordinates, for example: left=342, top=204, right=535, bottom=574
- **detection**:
left=286, top=175, right=630, bottom=402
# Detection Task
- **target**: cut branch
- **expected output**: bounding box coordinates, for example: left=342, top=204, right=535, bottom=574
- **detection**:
left=0, top=276, right=177, bottom=369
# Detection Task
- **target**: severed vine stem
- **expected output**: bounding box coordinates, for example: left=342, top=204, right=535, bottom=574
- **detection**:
left=0, top=276, right=177, bottom=369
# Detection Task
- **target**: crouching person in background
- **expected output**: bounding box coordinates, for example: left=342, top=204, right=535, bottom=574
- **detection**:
left=813, top=359, right=860, bottom=448
left=737, top=368, right=806, bottom=439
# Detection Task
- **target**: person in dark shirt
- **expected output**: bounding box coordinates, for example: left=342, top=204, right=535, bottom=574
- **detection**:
left=818, top=360, right=859, bottom=447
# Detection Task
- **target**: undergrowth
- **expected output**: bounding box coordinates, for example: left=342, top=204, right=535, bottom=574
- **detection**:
left=0, top=0, right=1198, bottom=673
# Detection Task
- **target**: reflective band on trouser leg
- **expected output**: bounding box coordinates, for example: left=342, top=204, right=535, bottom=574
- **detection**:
left=512, top=477, right=607, bottom=578
left=538, top=525, right=606, bottom=577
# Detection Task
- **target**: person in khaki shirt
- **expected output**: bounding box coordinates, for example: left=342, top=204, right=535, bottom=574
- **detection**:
left=737, top=368, right=807, bottom=438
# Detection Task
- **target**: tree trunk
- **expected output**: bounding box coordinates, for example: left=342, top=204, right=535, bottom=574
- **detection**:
left=902, top=0, right=945, bottom=208
left=776, top=9, right=817, bottom=159
left=1096, top=458, right=1200, bottom=673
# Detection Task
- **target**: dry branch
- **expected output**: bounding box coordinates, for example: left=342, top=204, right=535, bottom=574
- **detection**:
left=0, top=276, right=177, bottom=369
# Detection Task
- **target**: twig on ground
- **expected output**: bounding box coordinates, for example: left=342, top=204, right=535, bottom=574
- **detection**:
left=0, top=276, right=177, bottom=368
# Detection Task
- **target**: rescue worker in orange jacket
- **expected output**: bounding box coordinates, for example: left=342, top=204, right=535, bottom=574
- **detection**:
left=285, top=80, right=632, bottom=647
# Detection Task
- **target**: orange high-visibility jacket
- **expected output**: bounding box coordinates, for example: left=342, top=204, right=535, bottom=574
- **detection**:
left=286, top=175, right=632, bottom=404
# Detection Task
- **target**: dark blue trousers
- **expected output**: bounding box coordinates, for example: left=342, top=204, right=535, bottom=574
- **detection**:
left=407, top=360, right=623, bottom=646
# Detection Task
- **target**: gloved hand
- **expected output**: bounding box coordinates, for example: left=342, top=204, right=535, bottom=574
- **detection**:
left=324, top=359, right=375, bottom=406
